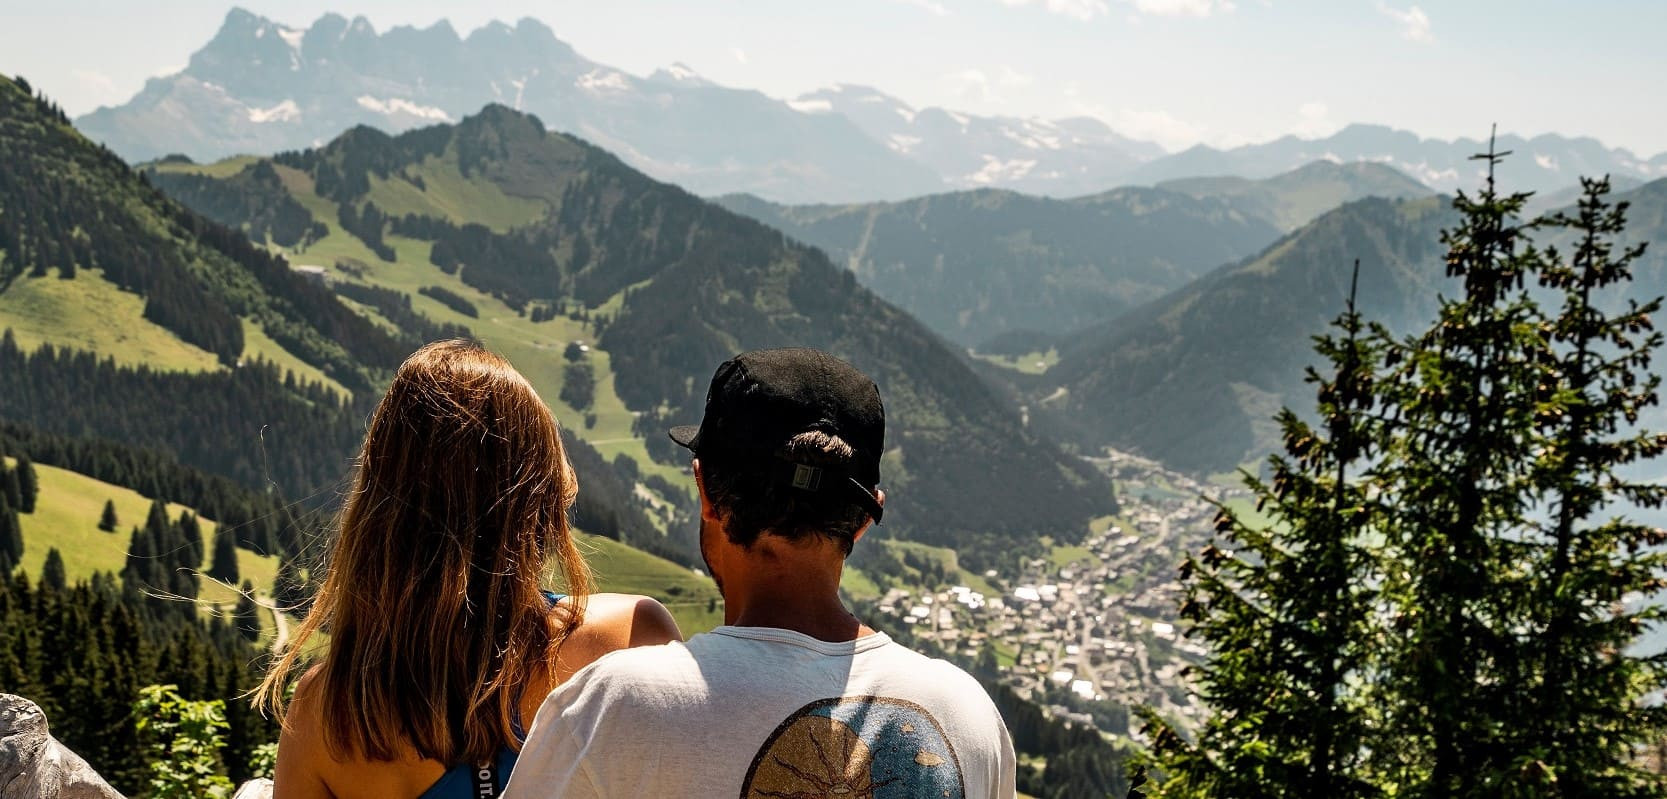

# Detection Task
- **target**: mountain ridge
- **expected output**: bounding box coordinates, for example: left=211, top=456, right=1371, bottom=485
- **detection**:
left=1127, top=122, right=1666, bottom=196
left=145, top=102, right=1119, bottom=564
left=718, top=159, right=1433, bottom=348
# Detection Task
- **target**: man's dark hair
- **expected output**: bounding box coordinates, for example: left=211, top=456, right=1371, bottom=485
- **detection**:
left=701, top=430, right=871, bottom=555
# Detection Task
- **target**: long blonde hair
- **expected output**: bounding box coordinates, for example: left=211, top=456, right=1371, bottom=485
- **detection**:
left=257, top=339, right=594, bottom=765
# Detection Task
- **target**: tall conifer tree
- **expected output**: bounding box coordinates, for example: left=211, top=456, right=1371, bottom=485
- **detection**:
left=207, top=525, right=238, bottom=584
left=1514, top=176, right=1667, bottom=795
left=15, top=455, right=36, bottom=513
left=40, top=546, right=65, bottom=591
left=1368, top=134, right=1546, bottom=797
left=1147, top=263, right=1385, bottom=799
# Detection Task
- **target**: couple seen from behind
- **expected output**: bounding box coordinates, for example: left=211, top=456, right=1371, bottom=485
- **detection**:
left=260, top=340, right=1016, bottom=798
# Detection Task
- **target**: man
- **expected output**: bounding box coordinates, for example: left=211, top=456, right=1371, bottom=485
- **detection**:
left=507, top=347, right=1016, bottom=798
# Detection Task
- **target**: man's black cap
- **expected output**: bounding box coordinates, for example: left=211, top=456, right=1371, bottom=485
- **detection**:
left=669, top=348, right=885, bottom=523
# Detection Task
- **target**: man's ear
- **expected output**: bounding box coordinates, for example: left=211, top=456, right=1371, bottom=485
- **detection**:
left=851, top=487, right=886, bottom=546
left=693, top=458, right=721, bottom=522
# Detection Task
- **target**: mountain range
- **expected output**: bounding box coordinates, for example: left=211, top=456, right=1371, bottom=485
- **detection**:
left=718, top=160, right=1430, bottom=348
left=1128, top=124, right=1667, bottom=197
left=133, top=101, right=1117, bottom=561
left=72, top=8, right=1667, bottom=207
left=791, top=83, right=1165, bottom=197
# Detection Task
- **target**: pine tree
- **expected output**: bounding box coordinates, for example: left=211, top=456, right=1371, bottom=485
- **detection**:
left=1, top=462, right=19, bottom=510
left=1146, top=263, right=1385, bottom=799
left=207, top=525, right=238, bottom=584
left=40, top=547, right=66, bottom=591
left=178, top=510, right=204, bottom=570
left=234, top=581, right=260, bottom=643
left=99, top=499, right=119, bottom=532
left=15, top=455, right=36, bottom=513
left=0, top=491, right=21, bottom=565
left=1367, top=134, right=1547, bottom=797
left=1513, top=176, right=1667, bottom=795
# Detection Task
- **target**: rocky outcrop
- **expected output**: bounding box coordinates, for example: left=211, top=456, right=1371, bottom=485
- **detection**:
left=0, top=694, right=122, bottom=799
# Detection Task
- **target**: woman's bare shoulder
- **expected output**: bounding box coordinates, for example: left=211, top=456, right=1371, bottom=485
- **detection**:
left=565, top=593, right=682, bottom=654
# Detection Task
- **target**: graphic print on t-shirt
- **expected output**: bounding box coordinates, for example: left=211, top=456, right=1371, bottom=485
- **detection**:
left=740, top=696, right=965, bottom=799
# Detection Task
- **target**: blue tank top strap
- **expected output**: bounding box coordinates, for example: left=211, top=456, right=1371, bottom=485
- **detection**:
left=416, top=593, right=571, bottom=798
left=417, top=747, right=518, bottom=799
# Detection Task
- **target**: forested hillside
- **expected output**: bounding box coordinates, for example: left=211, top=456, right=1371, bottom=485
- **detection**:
left=1044, top=178, right=1667, bottom=474
left=1043, top=195, right=1455, bottom=473
left=716, top=187, right=1278, bottom=347
left=150, top=104, right=1118, bottom=565
left=717, top=160, right=1431, bottom=350
left=0, top=75, right=413, bottom=390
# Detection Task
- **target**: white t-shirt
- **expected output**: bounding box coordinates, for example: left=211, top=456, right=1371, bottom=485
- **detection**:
left=505, top=626, right=1017, bottom=798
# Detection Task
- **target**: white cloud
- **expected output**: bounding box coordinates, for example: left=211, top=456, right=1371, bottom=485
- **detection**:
left=1106, top=108, right=1207, bottom=151
left=1292, top=101, right=1340, bottom=138
left=947, top=65, right=1033, bottom=103
left=1378, top=3, right=1432, bottom=43
left=893, top=0, right=951, bottom=15
left=1000, top=0, right=1111, bottom=22
left=152, top=64, right=185, bottom=78
left=70, top=69, right=121, bottom=100
left=731, top=47, right=749, bottom=64
left=1126, top=0, right=1236, bottom=17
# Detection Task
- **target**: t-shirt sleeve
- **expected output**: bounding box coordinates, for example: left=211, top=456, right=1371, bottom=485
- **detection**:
left=502, top=726, right=600, bottom=798
left=995, top=715, right=1018, bottom=799
left=502, top=674, right=606, bottom=798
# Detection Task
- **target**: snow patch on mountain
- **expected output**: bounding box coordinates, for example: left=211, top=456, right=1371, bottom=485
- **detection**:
left=888, top=134, right=923, bottom=154
left=247, top=99, right=300, bottom=123
left=354, top=96, right=451, bottom=121
left=788, top=98, right=833, bottom=114
left=577, top=69, right=631, bottom=95
left=277, top=27, right=304, bottom=51
left=965, top=156, right=1038, bottom=184
left=1535, top=153, right=1560, bottom=171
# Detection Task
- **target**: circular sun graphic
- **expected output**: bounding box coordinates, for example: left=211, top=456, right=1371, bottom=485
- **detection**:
left=741, top=696, right=965, bottom=799
left=745, top=715, right=888, bottom=798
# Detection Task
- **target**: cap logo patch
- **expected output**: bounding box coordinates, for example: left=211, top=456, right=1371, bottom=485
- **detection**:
left=790, top=464, right=824, bottom=491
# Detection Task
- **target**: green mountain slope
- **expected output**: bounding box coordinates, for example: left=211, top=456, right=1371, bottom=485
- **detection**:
left=1, top=75, right=675, bottom=580
left=714, top=161, right=1431, bottom=350
left=148, top=105, right=1117, bottom=565
left=0, top=75, right=410, bottom=391
left=1042, top=196, right=1455, bottom=474
left=715, top=186, right=1280, bottom=348
left=1043, top=177, right=1667, bottom=475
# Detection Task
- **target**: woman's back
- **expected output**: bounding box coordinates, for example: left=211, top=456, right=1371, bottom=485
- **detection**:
left=259, top=341, right=681, bottom=799
left=275, top=593, right=678, bottom=799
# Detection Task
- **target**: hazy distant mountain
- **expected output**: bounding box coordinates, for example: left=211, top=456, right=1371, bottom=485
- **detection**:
left=1156, top=160, right=1432, bottom=232
left=1042, top=176, right=1667, bottom=474
left=719, top=187, right=1278, bottom=347
left=719, top=160, right=1432, bottom=348
left=75, top=8, right=944, bottom=203
left=793, top=84, right=1164, bottom=197
left=1127, top=124, right=1667, bottom=196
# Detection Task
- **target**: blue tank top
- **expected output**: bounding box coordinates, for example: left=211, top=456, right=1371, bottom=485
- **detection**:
left=417, top=591, right=566, bottom=799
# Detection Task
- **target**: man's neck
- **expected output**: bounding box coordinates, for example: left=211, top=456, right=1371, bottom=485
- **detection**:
left=719, top=538, right=876, bottom=643
left=728, top=591, right=876, bottom=643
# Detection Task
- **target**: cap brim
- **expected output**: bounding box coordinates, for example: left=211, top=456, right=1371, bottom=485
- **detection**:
left=668, top=425, right=701, bottom=450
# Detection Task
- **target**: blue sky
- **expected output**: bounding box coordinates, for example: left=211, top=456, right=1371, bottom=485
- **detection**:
left=3, top=0, right=1664, bottom=154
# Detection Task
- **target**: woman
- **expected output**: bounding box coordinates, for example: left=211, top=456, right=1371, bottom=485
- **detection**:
left=257, top=340, right=681, bottom=798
